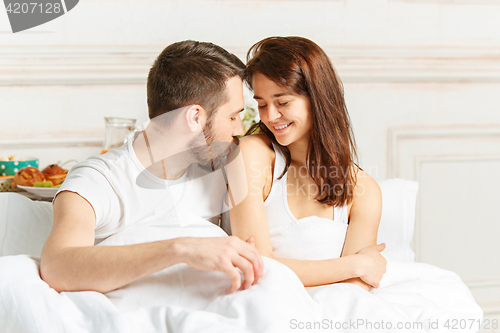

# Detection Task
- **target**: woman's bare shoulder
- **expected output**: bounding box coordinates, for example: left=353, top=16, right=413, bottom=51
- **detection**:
left=353, top=168, right=375, bottom=183
left=240, top=133, right=272, bottom=148
left=351, top=167, right=382, bottom=206
left=238, top=134, right=274, bottom=163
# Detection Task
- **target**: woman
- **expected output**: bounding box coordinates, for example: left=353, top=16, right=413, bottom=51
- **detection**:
left=226, top=36, right=387, bottom=291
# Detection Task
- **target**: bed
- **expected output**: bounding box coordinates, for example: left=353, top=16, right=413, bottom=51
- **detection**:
left=0, top=179, right=483, bottom=332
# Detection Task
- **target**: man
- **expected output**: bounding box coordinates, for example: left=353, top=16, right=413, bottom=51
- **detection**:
left=40, top=40, right=263, bottom=295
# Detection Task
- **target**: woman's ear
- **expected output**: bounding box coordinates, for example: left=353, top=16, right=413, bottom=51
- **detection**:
left=185, top=105, right=205, bottom=132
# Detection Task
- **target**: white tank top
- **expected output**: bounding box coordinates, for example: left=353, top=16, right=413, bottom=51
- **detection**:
left=264, top=143, right=349, bottom=260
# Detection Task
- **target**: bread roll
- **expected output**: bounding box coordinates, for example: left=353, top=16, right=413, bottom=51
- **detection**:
left=14, top=167, right=46, bottom=186
left=42, top=164, right=67, bottom=186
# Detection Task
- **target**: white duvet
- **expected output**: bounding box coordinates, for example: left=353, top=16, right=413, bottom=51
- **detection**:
left=0, top=216, right=483, bottom=333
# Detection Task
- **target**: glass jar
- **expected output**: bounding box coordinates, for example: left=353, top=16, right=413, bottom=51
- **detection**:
left=101, top=117, right=136, bottom=154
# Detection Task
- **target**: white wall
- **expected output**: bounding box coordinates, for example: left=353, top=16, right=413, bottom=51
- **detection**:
left=1, top=0, right=499, bottom=327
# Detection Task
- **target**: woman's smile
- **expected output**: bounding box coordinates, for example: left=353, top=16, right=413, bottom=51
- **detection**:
left=272, top=122, right=293, bottom=132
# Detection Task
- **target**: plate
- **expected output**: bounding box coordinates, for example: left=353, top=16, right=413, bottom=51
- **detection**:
left=17, top=185, right=59, bottom=198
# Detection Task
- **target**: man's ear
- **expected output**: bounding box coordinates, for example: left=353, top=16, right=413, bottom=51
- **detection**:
left=185, top=105, right=205, bottom=132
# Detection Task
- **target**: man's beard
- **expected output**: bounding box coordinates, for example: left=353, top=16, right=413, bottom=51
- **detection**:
left=188, top=122, right=239, bottom=171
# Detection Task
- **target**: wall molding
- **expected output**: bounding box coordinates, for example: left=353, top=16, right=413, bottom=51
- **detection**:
left=483, top=304, right=500, bottom=315
left=466, top=279, right=500, bottom=289
left=388, top=125, right=500, bottom=315
left=0, top=46, right=156, bottom=86
left=387, top=125, right=500, bottom=179
left=0, top=133, right=103, bottom=149
left=0, top=133, right=105, bottom=170
left=2, top=45, right=500, bottom=85
left=412, top=154, right=500, bottom=261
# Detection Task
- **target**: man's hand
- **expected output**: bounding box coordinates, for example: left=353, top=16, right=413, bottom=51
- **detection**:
left=355, top=243, right=387, bottom=289
left=177, top=236, right=264, bottom=293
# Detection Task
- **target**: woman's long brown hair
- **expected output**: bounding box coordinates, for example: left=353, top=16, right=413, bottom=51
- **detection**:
left=245, top=36, right=360, bottom=207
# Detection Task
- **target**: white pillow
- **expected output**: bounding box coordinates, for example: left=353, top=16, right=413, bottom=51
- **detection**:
left=377, top=178, right=419, bottom=262
left=0, top=193, right=53, bottom=257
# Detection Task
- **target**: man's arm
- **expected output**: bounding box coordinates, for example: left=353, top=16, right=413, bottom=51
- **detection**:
left=40, top=191, right=263, bottom=294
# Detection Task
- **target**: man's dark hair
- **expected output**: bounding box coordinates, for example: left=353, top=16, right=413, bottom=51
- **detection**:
left=147, top=40, right=245, bottom=120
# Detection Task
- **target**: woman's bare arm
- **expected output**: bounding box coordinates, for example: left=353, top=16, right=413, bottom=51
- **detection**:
left=339, top=170, right=385, bottom=291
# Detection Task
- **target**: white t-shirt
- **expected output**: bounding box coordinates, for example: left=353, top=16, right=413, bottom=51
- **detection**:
left=57, top=131, right=228, bottom=242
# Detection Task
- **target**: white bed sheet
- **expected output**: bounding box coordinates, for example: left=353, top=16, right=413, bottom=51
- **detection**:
left=0, top=216, right=483, bottom=333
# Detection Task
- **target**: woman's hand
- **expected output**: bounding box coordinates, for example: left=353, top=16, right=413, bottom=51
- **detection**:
left=355, top=243, right=387, bottom=289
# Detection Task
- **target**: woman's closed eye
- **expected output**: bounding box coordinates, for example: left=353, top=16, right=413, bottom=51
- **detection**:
left=258, top=100, right=290, bottom=109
